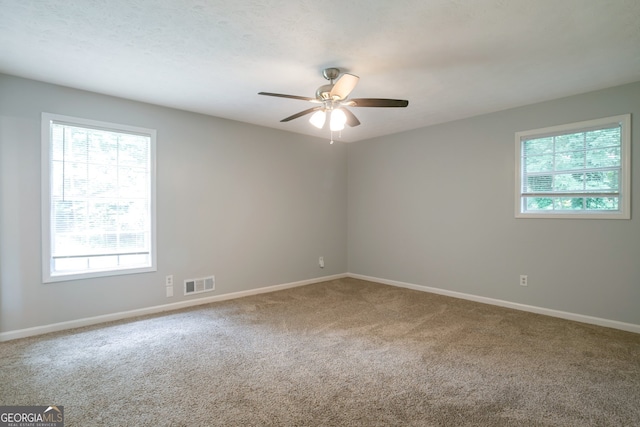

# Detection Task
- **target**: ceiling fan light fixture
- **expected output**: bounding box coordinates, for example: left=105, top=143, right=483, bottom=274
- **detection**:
left=258, top=67, right=409, bottom=140
left=309, top=110, right=326, bottom=129
left=329, top=108, right=346, bottom=131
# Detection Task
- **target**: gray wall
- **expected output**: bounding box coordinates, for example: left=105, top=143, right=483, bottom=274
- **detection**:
left=0, top=74, right=348, bottom=333
left=348, top=81, right=640, bottom=326
left=2, top=73, right=638, bottom=335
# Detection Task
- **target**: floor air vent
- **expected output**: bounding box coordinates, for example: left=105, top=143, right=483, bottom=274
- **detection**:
left=184, top=275, right=215, bottom=295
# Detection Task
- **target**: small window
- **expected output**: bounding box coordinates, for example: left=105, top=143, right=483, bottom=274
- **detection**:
left=42, top=113, right=157, bottom=282
left=515, top=114, right=631, bottom=219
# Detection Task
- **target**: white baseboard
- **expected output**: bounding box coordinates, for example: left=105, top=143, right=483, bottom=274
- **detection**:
left=3, top=272, right=637, bottom=341
left=0, top=273, right=348, bottom=342
left=348, top=273, right=640, bottom=334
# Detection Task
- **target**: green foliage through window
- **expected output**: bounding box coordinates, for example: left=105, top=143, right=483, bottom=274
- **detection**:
left=516, top=115, right=630, bottom=218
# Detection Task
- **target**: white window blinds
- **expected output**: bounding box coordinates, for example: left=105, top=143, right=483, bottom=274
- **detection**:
left=43, top=113, right=156, bottom=281
left=515, top=115, right=630, bottom=219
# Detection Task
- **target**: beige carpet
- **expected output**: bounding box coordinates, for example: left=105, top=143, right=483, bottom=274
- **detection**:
left=1, top=277, right=639, bottom=426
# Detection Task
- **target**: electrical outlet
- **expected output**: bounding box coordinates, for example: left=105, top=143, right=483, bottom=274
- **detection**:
left=319, top=256, right=324, bottom=268
left=520, top=275, right=528, bottom=286
left=166, top=275, right=173, bottom=286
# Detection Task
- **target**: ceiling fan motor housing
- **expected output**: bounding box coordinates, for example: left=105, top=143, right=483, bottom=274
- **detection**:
left=322, top=67, right=340, bottom=81
left=316, top=84, right=334, bottom=100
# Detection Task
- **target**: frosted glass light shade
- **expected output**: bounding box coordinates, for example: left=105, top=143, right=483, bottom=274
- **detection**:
left=309, top=110, right=326, bottom=129
left=330, top=109, right=346, bottom=131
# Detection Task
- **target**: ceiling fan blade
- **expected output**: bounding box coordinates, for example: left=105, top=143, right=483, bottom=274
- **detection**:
left=329, top=73, right=359, bottom=100
left=342, top=108, right=361, bottom=127
left=348, top=98, right=409, bottom=108
left=281, top=106, right=324, bottom=122
left=258, top=92, right=318, bottom=102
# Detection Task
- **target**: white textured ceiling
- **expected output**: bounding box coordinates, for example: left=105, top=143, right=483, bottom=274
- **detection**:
left=1, top=0, right=640, bottom=142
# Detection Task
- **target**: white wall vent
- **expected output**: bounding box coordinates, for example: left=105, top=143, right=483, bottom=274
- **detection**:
left=184, top=275, right=215, bottom=295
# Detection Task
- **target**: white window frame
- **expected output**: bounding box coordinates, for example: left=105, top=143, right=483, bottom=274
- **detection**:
left=41, top=113, right=157, bottom=282
left=515, top=114, right=631, bottom=219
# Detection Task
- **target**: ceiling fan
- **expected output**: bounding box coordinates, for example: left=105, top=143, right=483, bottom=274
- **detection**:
left=258, top=67, right=409, bottom=140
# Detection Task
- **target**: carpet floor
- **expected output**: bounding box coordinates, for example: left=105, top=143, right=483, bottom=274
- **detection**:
left=1, top=277, right=639, bottom=426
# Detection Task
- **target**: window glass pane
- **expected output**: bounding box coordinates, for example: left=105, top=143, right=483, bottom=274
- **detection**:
left=586, top=197, right=618, bottom=210
left=87, top=201, right=118, bottom=232
left=119, top=135, right=149, bottom=167
left=586, top=148, right=620, bottom=168
left=526, top=175, right=552, bottom=192
left=88, top=165, right=118, bottom=198
left=88, top=131, right=118, bottom=165
left=51, top=161, right=65, bottom=197
left=555, top=133, right=584, bottom=152
left=119, top=253, right=150, bottom=266
left=119, top=232, right=147, bottom=250
left=53, top=200, right=87, bottom=233
left=64, top=162, right=88, bottom=197
left=54, top=257, right=88, bottom=272
left=525, top=197, right=553, bottom=210
left=51, top=124, right=65, bottom=161
left=118, top=200, right=149, bottom=231
left=585, top=171, right=619, bottom=191
left=45, top=114, right=155, bottom=279
left=66, top=127, right=89, bottom=162
left=554, top=152, right=584, bottom=171
left=53, top=233, right=87, bottom=256
left=119, top=166, right=149, bottom=198
left=524, top=154, right=553, bottom=173
left=553, top=173, right=584, bottom=192
left=89, top=255, right=118, bottom=269
left=523, top=137, right=553, bottom=156
left=87, top=232, right=118, bottom=253
left=554, top=197, right=584, bottom=210
left=586, top=127, right=620, bottom=149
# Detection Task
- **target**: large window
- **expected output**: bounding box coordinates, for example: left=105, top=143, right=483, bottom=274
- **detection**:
left=515, top=114, right=630, bottom=219
left=42, top=113, right=156, bottom=282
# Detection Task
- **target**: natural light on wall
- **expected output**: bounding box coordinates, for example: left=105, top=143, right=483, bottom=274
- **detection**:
left=41, top=113, right=157, bottom=282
